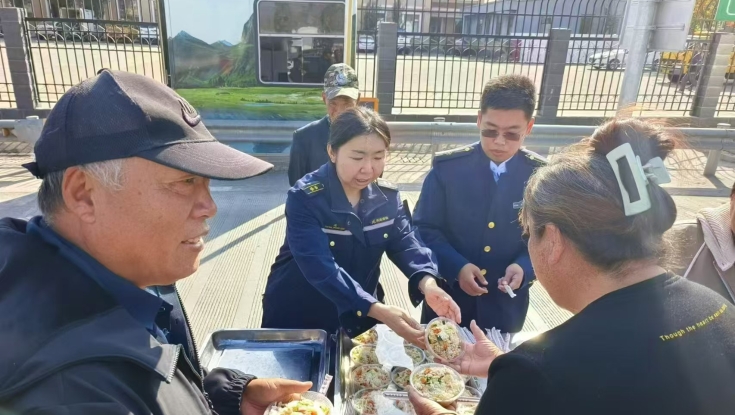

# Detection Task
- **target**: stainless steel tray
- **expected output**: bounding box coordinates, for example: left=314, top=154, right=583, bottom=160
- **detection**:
left=200, top=329, right=330, bottom=391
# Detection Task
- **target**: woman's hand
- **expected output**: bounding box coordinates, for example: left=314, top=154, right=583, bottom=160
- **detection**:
left=241, top=379, right=313, bottom=415
left=445, top=320, right=503, bottom=378
left=420, top=276, right=462, bottom=324
left=368, top=303, right=424, bottom=347
left=407, top=386, right=457, bottom=415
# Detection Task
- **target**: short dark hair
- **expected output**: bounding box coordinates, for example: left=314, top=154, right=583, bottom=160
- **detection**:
left=480, top=75, right=537, bottom=119
left=329, top=107, right=390, bottom=152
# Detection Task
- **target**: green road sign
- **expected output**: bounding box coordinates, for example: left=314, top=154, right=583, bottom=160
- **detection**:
left=717, top=0, right=735, bottom=21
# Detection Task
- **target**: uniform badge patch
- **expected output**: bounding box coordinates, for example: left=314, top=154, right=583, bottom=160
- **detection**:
left=302, top=182, right=324, bottom=195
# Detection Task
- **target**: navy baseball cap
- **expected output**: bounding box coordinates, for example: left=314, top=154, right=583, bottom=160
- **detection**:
left=23, top=70, right=273, bottom=180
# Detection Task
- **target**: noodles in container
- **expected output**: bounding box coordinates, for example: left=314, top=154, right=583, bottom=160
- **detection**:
left=424, top=318, right=465, bottom=362
left=410, top=363, right=465, bottom=404
left=351, top=364, right=391, bottom=390
left=351, top=389, right=394, bottom=415
left=353, top=328, right=379, bottom=345
left=266, top=392, right=334, bottom=415
left=390, top=367, right=412, bottom=389
left=351, top=345, right=380, bottom=365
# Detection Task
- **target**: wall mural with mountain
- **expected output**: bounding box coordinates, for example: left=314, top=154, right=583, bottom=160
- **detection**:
left=165, top=0, right=324, bottom=120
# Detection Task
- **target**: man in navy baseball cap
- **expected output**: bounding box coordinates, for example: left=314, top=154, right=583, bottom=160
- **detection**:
left=0, top=71, right=311, bottom=415
left=23, top=69, right=273, bottom=179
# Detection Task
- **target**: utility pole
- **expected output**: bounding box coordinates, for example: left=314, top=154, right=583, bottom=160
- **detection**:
left=617, top=0, right=659, bottom=114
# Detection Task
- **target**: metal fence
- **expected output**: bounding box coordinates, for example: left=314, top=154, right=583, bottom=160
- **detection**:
left=24, top=17, right=164, bottom=103
left=718, top=44, right=735, bottom=115
left=0, top=28, right=16, bottom=107
left=356, top=0, right=735, bottom=117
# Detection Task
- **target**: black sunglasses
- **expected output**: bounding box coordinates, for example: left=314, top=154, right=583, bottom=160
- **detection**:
left=481, top=129, right=523, bottom=142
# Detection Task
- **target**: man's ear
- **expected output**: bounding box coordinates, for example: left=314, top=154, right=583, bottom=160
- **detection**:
left=61, top=167, right=97, bottom=224
left=322, top=92, right=328, bottom=105
left=477, top=110, right=482, bottom=129
left=526, top=117, right=535, bottom=135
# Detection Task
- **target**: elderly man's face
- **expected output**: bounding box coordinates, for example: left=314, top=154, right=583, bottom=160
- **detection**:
left=83, top=158, right=216, bottom=287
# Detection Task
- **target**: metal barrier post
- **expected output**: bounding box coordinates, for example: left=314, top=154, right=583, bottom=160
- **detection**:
left=431, top=117, right=445, bottom=159
left=691, top=33, right=735, bottom=119
left=0, top=8, right=36, bottom=118
left=375, top=22, right=398, bottom=116
left=703, top=123, right=730, bottom=176
left=536, top=28, right=571, bottom=124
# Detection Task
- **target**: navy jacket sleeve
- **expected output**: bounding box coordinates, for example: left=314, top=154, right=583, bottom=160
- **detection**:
left=385, top=197, right=441, bottom=306
left=288, top=130, right=308, bottom=187
left=203, top=368, right=257, bottom=415
left=285, top=190, right=378, bottom=318
left=413, top=168, right=470, bottom=284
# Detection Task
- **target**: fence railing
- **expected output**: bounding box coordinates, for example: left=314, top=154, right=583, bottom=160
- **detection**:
left=24, top=17, right=164, bottom=104
left=0, top=29, right=15, bottom=108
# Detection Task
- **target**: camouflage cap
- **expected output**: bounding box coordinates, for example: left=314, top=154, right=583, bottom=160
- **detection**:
left=324, top=63, right=359, bottom=101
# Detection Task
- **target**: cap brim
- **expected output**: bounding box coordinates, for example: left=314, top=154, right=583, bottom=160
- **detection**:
left=325, top=87, right=359, bottom=101
left=137, top=141, right=274, bottom=181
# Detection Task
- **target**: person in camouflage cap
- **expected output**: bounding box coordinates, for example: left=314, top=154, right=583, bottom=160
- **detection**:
left=324, top=63, right=360, bottom=101
left=288, top=63, right=361, bottom=186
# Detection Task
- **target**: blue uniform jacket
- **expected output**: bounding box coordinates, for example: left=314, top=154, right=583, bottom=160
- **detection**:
left=413, top=143, right=546, bottom=333
left=261, top=162, right=440, bottom=337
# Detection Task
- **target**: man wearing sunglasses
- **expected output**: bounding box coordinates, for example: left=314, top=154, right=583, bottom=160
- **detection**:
left=413, top=75, right=545, bottom=334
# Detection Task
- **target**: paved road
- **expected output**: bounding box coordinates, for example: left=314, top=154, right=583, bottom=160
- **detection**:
left=0, top=146, right=731, bottom=343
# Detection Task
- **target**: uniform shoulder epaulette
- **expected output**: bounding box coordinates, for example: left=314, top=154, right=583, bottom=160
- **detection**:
left=375, top=178, right=398, bottom=190
left=433, top=145, right=475, bottom=163
left=300, top=181, right=325, bottom=196
left=520, top=148, right=548, bottom=167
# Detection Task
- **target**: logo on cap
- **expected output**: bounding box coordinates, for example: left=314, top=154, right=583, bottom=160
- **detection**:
left=180, top=99, right=201, bottom=127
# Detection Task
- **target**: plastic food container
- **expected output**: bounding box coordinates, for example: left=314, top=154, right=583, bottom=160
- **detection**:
left=265, top=391, right=334, bottom=415
left=410, top=363, right=466, bottom=404
left=351, top=388, right=394, bottom=415
left=424, top=317, right=465, bottom=363
left=350, top=345, right=380, bottom=365
left=390, top=367, right=412, bottom=389
left=351, top=364, right=392, bottom=390
left=353, top=328, right=379, bottom=345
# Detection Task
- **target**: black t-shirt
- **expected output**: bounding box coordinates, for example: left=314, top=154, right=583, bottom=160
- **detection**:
left=476, top=273, right=735, bottom=415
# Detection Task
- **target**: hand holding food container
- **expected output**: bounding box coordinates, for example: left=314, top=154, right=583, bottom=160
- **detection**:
left=243, top=379, right=314, bottom=415
left=441, top=320, right=504, bottom=379
left=368, top=303, right=425, bottom=347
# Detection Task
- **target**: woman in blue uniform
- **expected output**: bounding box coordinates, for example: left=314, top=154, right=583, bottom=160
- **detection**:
left=261, top=107, right=460, bottom=344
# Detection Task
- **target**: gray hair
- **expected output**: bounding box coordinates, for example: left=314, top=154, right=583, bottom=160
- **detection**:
left=38, top=159, right=127, bottom=224
left=520, top=118, right=679, bottom=273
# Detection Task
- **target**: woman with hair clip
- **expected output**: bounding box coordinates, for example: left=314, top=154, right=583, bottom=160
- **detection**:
left=407, top=118, right=735, bottom=415
left=261, top=107, right=460, bottom=346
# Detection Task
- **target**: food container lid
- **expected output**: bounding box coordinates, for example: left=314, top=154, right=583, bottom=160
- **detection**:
left=409, top=363, right=466, bottom=404
left=350, top=364, right=392, bottom=390
left=265, top=391, right=334, bottom=415
left=387, top=344, right=425, bottom=368
left=424, top=317, right=465, bottom=363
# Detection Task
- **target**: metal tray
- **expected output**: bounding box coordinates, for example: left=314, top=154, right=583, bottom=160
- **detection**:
left=200, top=329, right=330, bottom=391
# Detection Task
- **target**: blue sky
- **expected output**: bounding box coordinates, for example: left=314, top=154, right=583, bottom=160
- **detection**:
left=166, top=0, right=253, bottom=44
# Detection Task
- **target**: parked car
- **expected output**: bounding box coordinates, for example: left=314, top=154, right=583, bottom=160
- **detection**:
left=32, top=22, right=63, bottom=41
left=587, top=49, right=659, bottom=71
left=357, top=34, right=375, bottom=53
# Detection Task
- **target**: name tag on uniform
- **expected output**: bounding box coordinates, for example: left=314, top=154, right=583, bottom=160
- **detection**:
left=513, top=201, right=523, bottom=209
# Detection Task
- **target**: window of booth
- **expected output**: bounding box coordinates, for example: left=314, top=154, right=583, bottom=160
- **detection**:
left=257, top=0, right=346, bottom=85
